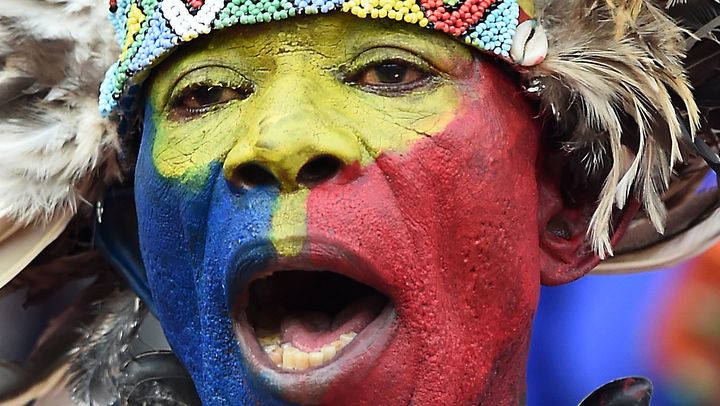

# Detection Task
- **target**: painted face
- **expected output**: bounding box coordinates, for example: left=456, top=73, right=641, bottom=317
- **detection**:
left=137, top=14, right=541, bottom=405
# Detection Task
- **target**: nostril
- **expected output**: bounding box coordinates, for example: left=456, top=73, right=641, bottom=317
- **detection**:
left=229, top=163, right=279, bottom=190
left=297, top=155, right=343, bottom=187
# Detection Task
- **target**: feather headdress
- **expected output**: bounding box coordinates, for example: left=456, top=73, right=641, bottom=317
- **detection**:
left=527, top=0, right=701, bottom=257
left=0, top=0, right=122, bottom=289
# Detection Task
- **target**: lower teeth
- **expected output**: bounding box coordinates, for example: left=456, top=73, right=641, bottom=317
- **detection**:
left=259, top=332, right=358, bottom=371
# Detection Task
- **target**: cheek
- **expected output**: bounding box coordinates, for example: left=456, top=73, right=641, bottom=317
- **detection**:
left=305, top=61, right=541, bottom=328
left=305, top=65, right=542, bottom=402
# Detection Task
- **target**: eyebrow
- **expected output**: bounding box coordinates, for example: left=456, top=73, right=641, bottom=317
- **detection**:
left=157, top=20, right=476, bottom=89
left=344, top=27, right=473, bottom=72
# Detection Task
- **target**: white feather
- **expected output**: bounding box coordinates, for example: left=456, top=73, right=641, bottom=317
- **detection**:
left=0, top=0, right=120, bottom=225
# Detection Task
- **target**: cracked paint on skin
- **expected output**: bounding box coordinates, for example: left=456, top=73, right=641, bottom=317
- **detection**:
left=270, top=189, right=310, bottom=256
left=138, top=13, right=541, bottom=405
left=146, top=18, right=466, bottom=255
left=148, top=20, right=465, bottom=183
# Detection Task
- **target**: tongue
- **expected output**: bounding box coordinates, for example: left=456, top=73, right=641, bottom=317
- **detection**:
left=280, top=295, right=384, bottom=352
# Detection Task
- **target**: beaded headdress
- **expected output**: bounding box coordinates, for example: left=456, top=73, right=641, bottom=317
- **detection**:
left=99, top=0, right=538, bottom=115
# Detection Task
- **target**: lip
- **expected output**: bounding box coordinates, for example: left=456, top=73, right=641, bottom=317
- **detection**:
left=229, top=238, right=398, bottom=404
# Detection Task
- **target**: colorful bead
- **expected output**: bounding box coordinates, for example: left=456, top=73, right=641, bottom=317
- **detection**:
left=342, top=0, right=427, bottom=26
left=129, top=9, right=180, bottom=72
left=99, top=0, right=531, bottom=117
left=463, top=0, right=518, bottom=57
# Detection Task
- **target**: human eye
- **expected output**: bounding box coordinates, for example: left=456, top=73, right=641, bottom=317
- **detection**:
left=168, top=83, right=252, bottom=119
left=346, top=49, right=438, bottom=95
left=164, top=66, right=254, bottom=120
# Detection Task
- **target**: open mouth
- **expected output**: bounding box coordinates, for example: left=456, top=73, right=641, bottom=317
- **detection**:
left=235, top=269, right=394, bottom=374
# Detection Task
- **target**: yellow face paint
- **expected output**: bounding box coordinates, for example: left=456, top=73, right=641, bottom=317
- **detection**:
left=270, top=189, right=311, bottom=256
left=147, top=15, right=471, bottom=180
left=146, top=14, right=473, bottom=255
left=517, top=0, right=534, bottom=17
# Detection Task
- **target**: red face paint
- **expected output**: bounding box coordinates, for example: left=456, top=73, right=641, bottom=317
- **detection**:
left=305, top=62, right=542, bottom=404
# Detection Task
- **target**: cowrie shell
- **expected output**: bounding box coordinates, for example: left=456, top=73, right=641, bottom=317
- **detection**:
left=510, top=20, right=548, bottom=66
left=162, top=0, right=224, bottom=39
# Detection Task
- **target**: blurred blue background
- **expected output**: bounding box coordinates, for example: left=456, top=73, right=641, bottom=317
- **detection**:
left=527, top=266, right=702, bottom=406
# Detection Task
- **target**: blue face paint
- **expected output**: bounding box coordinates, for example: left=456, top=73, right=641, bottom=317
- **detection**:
left=135, top=103, right=293, bottom=404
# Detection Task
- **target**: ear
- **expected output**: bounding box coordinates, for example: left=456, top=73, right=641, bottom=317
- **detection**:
left=537, top=153, right=640, bottom=286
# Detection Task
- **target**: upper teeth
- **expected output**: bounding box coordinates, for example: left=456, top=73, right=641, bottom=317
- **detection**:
left=259, top=332, right=358, bottom=371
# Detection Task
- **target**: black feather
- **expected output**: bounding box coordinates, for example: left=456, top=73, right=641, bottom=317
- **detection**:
left=666, top=0, right=720, bottom=30
left=668, top=0, right=720, bottom=147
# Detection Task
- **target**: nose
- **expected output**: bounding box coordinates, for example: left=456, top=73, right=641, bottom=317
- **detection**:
left=223, top=110, right=363, bottom=193
left=228, top=154, right=344, bottom=191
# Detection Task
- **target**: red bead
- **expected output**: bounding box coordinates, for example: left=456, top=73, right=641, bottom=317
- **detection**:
left=422, top=0, right=495, bottom=36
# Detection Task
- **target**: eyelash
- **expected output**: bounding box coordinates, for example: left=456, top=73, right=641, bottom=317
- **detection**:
left=346, top=58, right=436, bottom=94
left=167, top=58, right=438, bottom=119
left=168, top=83, right=251, bottom=118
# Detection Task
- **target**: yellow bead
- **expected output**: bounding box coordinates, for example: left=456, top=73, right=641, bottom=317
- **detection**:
left=419, top=17, right=429, bottom=27
left=357, top=8, right=367, bottom=17
left=370, top=8, right=379, bottom=17
left=410, top=4, right=420, bottom=12
left=388, top=9, right=396, bottom=18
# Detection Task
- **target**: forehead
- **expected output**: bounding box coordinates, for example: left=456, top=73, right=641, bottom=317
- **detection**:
left=156, top=14, right=474, bottom=70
